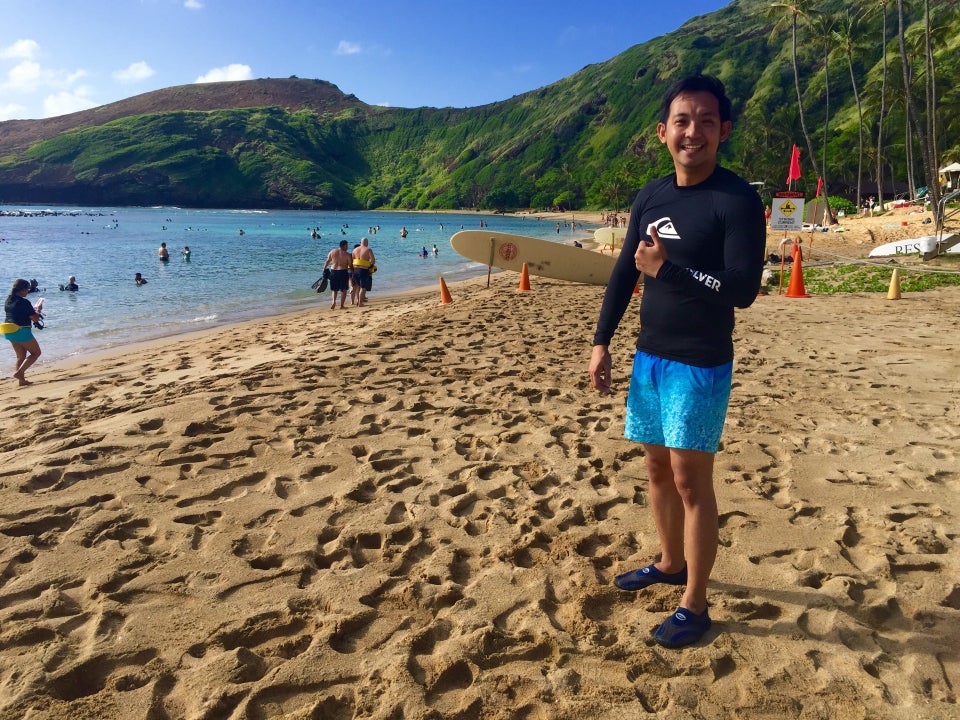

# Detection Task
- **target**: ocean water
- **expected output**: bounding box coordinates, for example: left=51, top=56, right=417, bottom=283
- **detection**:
left=1, top=206, right=595, bottom=367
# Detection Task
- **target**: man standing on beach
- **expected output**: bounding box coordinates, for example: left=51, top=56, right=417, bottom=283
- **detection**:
left=351, top=237, right=376, bottom=307
left=588, top=74, right=765, bottom=649
left=323, top=239, right=353, bottom=310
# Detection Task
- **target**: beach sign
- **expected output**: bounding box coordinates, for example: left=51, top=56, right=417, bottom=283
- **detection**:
left=771, top=191, right=805, bottom=231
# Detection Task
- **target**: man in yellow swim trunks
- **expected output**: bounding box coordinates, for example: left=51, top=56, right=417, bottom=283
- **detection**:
left=351, top=237, right=376, bottom=307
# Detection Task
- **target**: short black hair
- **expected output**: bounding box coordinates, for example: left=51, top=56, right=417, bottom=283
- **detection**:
left=658, top=74, right=731, bottom=124
left=339, top=240, right=349, bottom=248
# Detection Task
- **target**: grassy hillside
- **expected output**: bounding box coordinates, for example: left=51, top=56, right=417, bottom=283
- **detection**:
left=0, top=0, right=957, bottom=210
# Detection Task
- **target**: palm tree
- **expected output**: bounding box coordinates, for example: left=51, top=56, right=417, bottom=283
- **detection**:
left=924, top=8, right=958, bottom=167
left=874, top=0, right=890, bottom=210
left=811, top=10, right=836, bottom=219
left=923, top=0, right=937, bottom=175
left=897, top=0, right=941, bottom=223
left=833, top=10, right=867, bottom=208
left=767, top=0, right=823, bottom=192
left=602, top=171, right=628, bottom=213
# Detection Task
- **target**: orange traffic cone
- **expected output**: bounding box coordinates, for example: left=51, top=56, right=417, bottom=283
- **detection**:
left=886, top=269, right=902, bottom=300
left=518, top=262, right=531, bottom=292
left=439, top=276, right=453, bottom=304
left=785, top=242, right=810, bottom=298
left=633, top=280, right=641, bottom=295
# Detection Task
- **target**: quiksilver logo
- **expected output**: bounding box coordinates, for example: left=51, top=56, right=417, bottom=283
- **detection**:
left=648, top=217, right=681, bottom=240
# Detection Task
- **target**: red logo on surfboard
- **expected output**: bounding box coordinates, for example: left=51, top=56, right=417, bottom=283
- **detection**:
left=499, top=243, right=519, bottom=261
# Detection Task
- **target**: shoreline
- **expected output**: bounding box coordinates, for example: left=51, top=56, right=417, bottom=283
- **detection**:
left=11, top=199, right=954, bottom=382
left=7, top=199, right=951, bottom=381
left=18, top=274, right=463, bottom=381
left=5, top=206, right=606, bottom=371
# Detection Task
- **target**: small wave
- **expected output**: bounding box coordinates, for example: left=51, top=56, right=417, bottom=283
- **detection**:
left=188, top=314, right=219, bottom=323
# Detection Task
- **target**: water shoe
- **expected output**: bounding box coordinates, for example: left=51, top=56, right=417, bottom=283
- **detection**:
left=613, top=563, right=687, bottom=591
left=654, top=606, right=712, bottom=649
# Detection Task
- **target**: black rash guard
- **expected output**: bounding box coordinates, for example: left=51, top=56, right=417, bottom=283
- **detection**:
left=593, top=166, right=766, bottom=367
left=4, top=295, right=35, bottom=327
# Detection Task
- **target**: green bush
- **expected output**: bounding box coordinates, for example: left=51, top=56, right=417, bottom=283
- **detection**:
left=828, top=195, right=858, bottom=216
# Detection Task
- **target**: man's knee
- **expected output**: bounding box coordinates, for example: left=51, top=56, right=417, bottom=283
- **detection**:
left=644, top=445, right=673, bottom=481
left=669, top=450, right=715, bottom=494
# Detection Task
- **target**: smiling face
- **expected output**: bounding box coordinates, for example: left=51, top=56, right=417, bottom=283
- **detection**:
left=657, top=90, right=731, bottom=187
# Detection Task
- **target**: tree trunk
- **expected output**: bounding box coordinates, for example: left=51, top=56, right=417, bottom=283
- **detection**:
left=820, top=31, right=833, bottom=220
left=905, top=109, right=915, bottom=196
left=923, top=0, right=942, bottom=229
left=897, top=0, right=940, bottom=222
left=845, top=40, right=864, bottom=209
left=876, top=2, right=888, bottom=210
left=791, top=16, right=824, bottom=197
left=925, top=0, right=937, bottom=166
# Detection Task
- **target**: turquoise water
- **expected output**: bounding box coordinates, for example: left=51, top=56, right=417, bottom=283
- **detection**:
left=1, top=206, right=594, bottom=366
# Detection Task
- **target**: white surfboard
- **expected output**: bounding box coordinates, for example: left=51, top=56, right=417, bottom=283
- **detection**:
left=867, top=236, right=937, bottom=258
left=594, top=226, right=627, bottom=248
left=450, top=230, right=616, bottom=285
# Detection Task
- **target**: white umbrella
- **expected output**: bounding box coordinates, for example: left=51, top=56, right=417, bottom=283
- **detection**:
left=939, top=161, right=960, bottom=173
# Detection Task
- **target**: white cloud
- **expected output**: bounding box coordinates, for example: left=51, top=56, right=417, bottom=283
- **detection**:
left=184, top=0, right=203, bottom=8
left=0, top=102, right=27, bottom=121
left=0, top=41, right=94, bottom=118
left=65, top=69, right=88, bottom=85
left=43, top=89, right=97, bottom=118
left=1, top=60, right=88, bottom=94
left=0, top=39, right=39, bottom=60
left=195, top=64, right=253, bottom=83
left=335, top=40, right=362, bottom=56
left=113, top=61, right=155, bottom=83
left=3, top=60, right=41, bottom=91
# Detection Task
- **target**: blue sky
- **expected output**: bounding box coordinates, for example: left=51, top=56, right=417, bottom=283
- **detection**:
left=0, top=0, right=731, bottom=121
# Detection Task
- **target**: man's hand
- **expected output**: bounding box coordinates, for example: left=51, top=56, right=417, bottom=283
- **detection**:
left=635, top=223, right=668, bottom=277
left=589, top=345, right=612, bottom=395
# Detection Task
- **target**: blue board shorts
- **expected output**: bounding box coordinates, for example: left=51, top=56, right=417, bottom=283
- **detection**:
left=624, top=351, right=732, bottom=453
left=3, top=326, right=33, bottom=343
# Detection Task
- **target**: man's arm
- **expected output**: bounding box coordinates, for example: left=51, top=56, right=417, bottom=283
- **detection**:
left=588, top=345, right=612, bottom=394
left=590, top=204, right=644, bottom=394
left=592, top=208, right=643, bottom=348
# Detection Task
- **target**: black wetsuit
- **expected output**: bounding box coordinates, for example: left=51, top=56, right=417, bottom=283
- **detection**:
left=593, top=166, right=766, bottom=367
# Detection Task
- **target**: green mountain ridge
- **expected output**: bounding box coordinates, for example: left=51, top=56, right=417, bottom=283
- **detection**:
left=1, top=0, right=957, bottom=210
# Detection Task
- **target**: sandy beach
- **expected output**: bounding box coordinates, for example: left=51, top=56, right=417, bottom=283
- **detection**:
left=1, top=207, right=958, bottom=719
